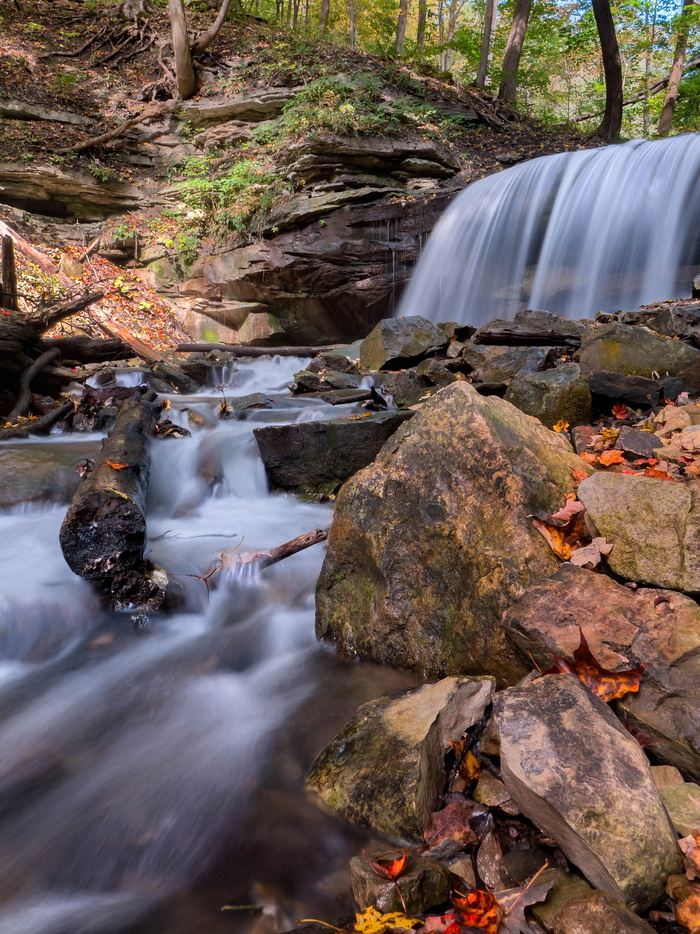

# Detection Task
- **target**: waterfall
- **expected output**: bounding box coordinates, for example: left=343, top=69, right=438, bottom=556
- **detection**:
left=398, top=133, right=700, bottom=327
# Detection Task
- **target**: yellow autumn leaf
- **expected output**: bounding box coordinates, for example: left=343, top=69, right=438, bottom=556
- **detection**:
left=105, top=488, right=135, bottom=503
left=353, top=907, right=421, bottom=934
left=552, top=419, right=570, bottom=433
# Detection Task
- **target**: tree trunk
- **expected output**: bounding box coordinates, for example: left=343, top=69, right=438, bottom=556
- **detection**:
left=0, top=236, right=18, bottom=312
left=319, top=0, right=330, bottom=28
left=348, top=0, right=356, bottom=47
left=168, top=0, right=197, bottom=99
left=592, top=0, right=623, bottom=139
left=416, top=0, right=427, bottom=52
left=497, top=0, right=533, bottom=104
left=59, top=390, right=164, bottom=610
left=476, top=0, right=496, bottom=87
left=395, top=0, right=409, bottom=56
left=191, top=0, right=233, bottom=55
left=658, top=0, right=694, bottom=135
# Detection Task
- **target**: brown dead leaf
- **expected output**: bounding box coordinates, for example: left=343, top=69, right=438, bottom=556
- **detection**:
left=423, top=801, right=481, bottom=851
left=495, top=881, right=554, bottom=934
left=532, top=500, right=590, bottom=561
left=545, top=628, right=644, bottom=702
left=569, top=537, right=613, bottom=569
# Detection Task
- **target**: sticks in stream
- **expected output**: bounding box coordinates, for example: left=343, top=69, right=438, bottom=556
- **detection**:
left=200, top=528, right=329, bottom=588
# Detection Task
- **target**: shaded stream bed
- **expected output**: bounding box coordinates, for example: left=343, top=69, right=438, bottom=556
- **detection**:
left=0, top=356, right=417, bottom=934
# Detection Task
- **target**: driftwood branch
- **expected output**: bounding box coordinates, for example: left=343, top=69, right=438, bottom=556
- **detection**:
left=203, top=528, right=328, bottom=585
left=176, top=342, right=343, bottom=357
left=8, top=347, right=62, bottom=420
left=0, top=401, right=74, bottom=441
left=28, top=290, right=105, bottom=329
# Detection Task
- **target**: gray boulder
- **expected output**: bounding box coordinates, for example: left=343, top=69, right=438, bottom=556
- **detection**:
left=306, top=677, right=494, bottom=841
left=504, top=363, right=592, bottom=429
left=577, top=471, right=700, bottom=591
left=503, top=563, right=700, bottom=782
left=463, top=344, right=553, bottom=384
left=494, top=674, right=681, bottom=911
left=579, top=323, right=700, bottom=378
left=359, top=317, right=447, bottom=371
left=253, top=411, right=412, bottom=492
left=316, top=382, right=590, bottom=681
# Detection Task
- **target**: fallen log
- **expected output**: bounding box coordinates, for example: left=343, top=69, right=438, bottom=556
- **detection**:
left=0, top=400, right=73, bottom=441
left=59, top=388, right=164, bottom=610
left=202, top=528, right=329, bottom=586
left=38, top=336, right=135, bottom=363
left=175, top=342, right=344, bottom=357
left=97, top=319, right=164, bottom=364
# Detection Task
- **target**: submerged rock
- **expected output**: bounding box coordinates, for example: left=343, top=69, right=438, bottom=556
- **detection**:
left=253, top=411, right=413, bottom=492
left=306, top=676, right=494, bottom=840
left=316, top=382, right=590, bottom=681
left=577, top=472, right=700, bottom=591
left=494, top=674, right=680, bottom=911
left=503, top=563, right=700, bottom=782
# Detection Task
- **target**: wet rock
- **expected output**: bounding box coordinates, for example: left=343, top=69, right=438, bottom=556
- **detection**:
left=151, top=360, right=199, bottom=394
left=0, top=445, right=87, bottom=509
left=374, top=369, right=427, bottom=408
left=463, top=345, right=553, bottom=384
left=494, top=674, right=681, bottom=910
left=659, top=782, right=700, bottom=836
left=359, top=317, right=447, bottom=371
left=587, top=371, right=660, bottom=408
left=550, top=891, right=657, bottom=934
left=503, top=563, right=700, bottom=781
left=473, top=310, right=585, bottom=348
left=577, top=471, right=700, bottom=591
left=253, top=411, right=413, bottom=491
left=307, top=352, right=361, bottom=376
left=613, top=426, right=659, bottom=458
left=648, top=302, right=700, bottom=345
left=293, top=369, right=360, bottom=393
left=306, top=676, right=494, bottom=840
left=231, top=392, right=274, bottom=414
left=504, top=364, right=592, bottom=429
left=350, top=854, right=449, bottom=913
left=532, top=869, right=592, bottom=930
left=694, top=276, right=700, bottom=300
left=316, top=382, right=590, bottom=681
left=416, top=358, right=462, bottom=387
left=318, top=388, right=373, bottom=405
left=579, top=324, right=700, bottom=379
left=572, top=426, right=598, bottom=456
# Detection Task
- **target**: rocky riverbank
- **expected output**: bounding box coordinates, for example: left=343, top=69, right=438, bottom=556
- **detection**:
left=273, top=302, right=700, bottom=934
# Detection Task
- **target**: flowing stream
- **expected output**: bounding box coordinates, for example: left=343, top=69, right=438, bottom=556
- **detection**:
left=0, top=357, right=416, bottom=934
left=399, top=133, right=700, bottom=327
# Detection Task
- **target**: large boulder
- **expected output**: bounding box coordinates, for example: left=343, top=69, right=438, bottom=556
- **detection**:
left=462, top=344, right=552, bottom=384
left=306, top=676, right=494, bottom=841
left=503, top=563, right=700, bottom=782
left=504, top=364, right=592, bottom=429
left=253, top=411, right=413, bottom=492
left=579, top=324, right=700, bottom=379
left=577, top=472, right=700, bottom=591
left=315, top=382, right=590, bottom=682
left=359, top=317, right=447, bottom=371
left=473, top=310, right=585, bottom=348
left=493, top=674, right=681, bottom=911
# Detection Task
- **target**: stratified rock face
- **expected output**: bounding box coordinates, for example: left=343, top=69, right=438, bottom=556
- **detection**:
left=579, top=323, right=700, bottom=378
left=306, top=676, right=494, bottom=841
left=503, top=563, right=700, bottom=782
left=577, top=472, right=700, bottom=591
left=315, top=382, right=590, bottom=682
left=253, top=411, right=413, bottom=492
left=504, top=364, right=592, bottom=429
left=494, top=675, right=681, bottom=911
left=359, top=316, right=447, bottom=371
left=181, top=190, right=456, bottom=344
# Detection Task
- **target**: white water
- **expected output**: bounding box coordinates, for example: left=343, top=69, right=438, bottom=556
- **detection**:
left=399, top=133, right=700, bottom=327
left=0, top=357, right=416, bottom=934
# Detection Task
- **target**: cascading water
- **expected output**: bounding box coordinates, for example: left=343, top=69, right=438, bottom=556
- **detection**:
left=0, top=357, right=416, bottom=934
left=398, top=133, right=700, bottom=327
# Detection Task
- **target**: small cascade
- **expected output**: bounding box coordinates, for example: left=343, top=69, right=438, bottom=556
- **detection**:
left=398, top=133, right=700, bottom=327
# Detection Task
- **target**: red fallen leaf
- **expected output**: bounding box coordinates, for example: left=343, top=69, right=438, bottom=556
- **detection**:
left=364, top=849, right=410, bottom=881
left=544, top=628, right=644, bottom=702
left=423, top=801, right=481, bottom=851
left=598, top=449, right=625, bottom=466
left=612, top=403, right=629, bottom=420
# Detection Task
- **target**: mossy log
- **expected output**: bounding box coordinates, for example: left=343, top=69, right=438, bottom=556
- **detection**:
left=59, top=388, right=163, bottom=610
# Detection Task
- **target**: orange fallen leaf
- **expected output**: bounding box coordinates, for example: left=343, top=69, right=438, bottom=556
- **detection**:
left=545, top=628, right=644, bottom=702
left=448, top=738, right=482, bottom=781
left=598, top=449, right=625, bottom=466
left=364, top=849, right=410, bottom=882
left=451, top=889, right=502, bottom=934
left=571, top=468, right=589, bottom=484
left=104, top=460, right=130, bottom=470
left=552, top=420, right=570, bottom=433
left=680, top=833, right=700, bottom=881
left=579, top=451, right=597, bottom=464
